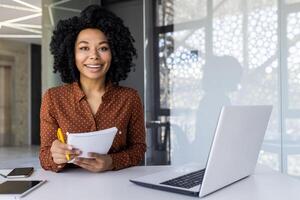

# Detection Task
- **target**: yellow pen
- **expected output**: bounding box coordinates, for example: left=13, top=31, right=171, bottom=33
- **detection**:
left=57, top=128, right=70, bottom=161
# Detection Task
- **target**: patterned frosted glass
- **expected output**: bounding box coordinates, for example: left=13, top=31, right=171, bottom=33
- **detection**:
left=157, top=0, right=207, bottom=26
left=159, top=30, right=205, bottom=109
left=160, top=0, right=282, bottom=170
left=287, top=13, right=300, bottom=109
left=155, top=0, right=300, bottom=178
left=288, top=155, right=300, bottom=176
left=285, top=10, right=300, bottom=177
left=212, top=0, right=280, bottom=170
left=258, top=151, right=280, bottom=171
left=285, top=119, right=300, bottom=176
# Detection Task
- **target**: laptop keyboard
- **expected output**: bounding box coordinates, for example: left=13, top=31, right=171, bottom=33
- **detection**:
left=160, top=169, right=205, bottom=189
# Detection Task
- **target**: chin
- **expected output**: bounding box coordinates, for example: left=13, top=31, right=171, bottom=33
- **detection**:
left=85, top=74, right=106, bottom=80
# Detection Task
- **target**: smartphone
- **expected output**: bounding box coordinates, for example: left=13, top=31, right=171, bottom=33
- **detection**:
left=6, top=167, right=34, bottom=179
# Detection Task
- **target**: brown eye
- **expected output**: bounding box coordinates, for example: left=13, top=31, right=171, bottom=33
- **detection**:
left=98, top=46, right=109, bottom=52
left=79, top=47, right=89, bottom=51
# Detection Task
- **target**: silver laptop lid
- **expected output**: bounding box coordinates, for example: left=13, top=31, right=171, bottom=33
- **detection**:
left=199, top=105, right=272, bottom=197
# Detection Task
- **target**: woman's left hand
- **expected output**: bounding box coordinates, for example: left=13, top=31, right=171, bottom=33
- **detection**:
left=74, top=153, right=113, bottom=172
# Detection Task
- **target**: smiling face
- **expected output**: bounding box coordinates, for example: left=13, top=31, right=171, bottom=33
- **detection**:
left=75, top=28, right=112, bottom=83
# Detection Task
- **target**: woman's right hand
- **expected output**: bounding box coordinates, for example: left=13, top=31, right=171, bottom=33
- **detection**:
left=50, top=140, right=80, bottom=165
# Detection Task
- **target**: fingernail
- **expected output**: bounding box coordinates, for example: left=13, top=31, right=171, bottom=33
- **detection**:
left=68, top=145, right=73, bottom=150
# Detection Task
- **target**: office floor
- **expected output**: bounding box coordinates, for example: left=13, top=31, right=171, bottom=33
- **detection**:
left=0, top=146, right=41, bottom=169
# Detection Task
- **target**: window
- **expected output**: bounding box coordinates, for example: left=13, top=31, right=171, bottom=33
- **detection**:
left=147, top=0, right=300, bottom=177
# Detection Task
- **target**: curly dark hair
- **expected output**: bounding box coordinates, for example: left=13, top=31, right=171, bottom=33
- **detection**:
left=50, top=4, right=137, bottom=84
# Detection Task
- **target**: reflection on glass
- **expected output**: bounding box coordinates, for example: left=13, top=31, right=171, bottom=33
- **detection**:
left=288, top=155, right=300, bottom=176
left=258, top=151, right=280, bottom=170
left=286, top=119, right=300, bottom=141
left=212, top=0, right=280, bottom=171
left=192, top=55, right=242, bottom=164
left=155, top=0, right=300, bottom=177
left=166, top=0, right=280, bottom=168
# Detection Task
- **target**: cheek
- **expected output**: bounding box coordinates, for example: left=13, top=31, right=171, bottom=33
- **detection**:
left=75, top=52, right=86, bottom=67
left=105, top=52, right=112, bottom=63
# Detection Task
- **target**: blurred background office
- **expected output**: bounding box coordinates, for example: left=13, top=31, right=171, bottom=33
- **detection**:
left=0, top=0, right=300, bottom=179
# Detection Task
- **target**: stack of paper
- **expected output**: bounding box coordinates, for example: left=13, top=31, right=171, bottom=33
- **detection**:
left=67, top=127, right=118, bottom=162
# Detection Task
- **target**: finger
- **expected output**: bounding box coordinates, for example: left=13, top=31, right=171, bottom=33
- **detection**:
left=74, top=161, right=97, bottom=172
left=75, top=157, right=97, bottom=165
left=51, top=150, right=80, bottom=164
left=69, top=154, right=77, bottom=160
left=67, top=149, right=82, bottom=156
left=88, top=154, right=110, bottom=166
left=88, top=153, right=108, bottom=166
left=53, top=157, right=67, bottom=165
left=51, top=149, right=73, bottom=156
left=88, top=152, right=103, bottom=158
left=51, top=141, right=73, bottom=154
left=57, top=143, right=73, bottom=152
left=52, top=151, right=79, bottom=160
left=52, top=146, right=80, bottom=156
left=53, top=140, right=73, bottom=150
left=52, top=153, right=69, bottom=161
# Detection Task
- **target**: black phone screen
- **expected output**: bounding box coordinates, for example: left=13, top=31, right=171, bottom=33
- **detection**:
left=0, top=180, right=42, bottom=194
left=7, top=167, right=34, bottom=177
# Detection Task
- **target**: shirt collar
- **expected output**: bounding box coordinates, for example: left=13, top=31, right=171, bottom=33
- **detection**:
left=102, top=82, right=115, bottom=102
left=73, top=82, right=85, bottom=102
left=72, top=81, right=116, bottom=102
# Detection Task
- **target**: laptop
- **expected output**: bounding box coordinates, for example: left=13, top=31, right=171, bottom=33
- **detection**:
left=130, top=105, right=272, bottom=197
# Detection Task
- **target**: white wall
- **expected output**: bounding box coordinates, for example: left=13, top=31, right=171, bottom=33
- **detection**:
left=0, top=39, right=30, bottom=145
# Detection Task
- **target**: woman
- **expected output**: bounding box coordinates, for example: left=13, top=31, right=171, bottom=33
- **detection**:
left=39, top=5, right=146, bottom=172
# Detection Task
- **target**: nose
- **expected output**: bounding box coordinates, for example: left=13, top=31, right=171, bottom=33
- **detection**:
left=89, top=48, right=100, bottom=60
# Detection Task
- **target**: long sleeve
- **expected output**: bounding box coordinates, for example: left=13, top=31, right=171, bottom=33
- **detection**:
left=39, top=83, right=146, bottom=172
left=39, top=90, right=64, bottom=172
left=110, top=91, right=146, bottom=170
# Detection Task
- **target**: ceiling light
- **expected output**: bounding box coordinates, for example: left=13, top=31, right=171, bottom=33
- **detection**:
left=0, top=4, right=40, bottom=12
left=0, top=0, right=41, bottom=39
left=12, top=0, right=41, bottom=11
left=0, top=34, right=41, bottom=38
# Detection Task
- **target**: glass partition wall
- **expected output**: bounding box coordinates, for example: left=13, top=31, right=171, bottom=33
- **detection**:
left=144, top=0, right=300, bottom=177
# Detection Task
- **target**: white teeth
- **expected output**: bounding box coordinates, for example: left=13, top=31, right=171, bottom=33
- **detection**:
left=85, top=64, right=102, bottom=68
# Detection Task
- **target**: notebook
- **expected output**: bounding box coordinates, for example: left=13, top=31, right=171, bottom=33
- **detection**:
left=67, top=127, right=118, bottom=162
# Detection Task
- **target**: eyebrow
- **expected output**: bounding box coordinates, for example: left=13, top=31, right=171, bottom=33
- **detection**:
left=77, top=41, right=109, bottom=45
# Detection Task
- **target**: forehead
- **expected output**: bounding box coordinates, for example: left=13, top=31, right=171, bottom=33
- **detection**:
left=76, top=28, right=108, bottom=43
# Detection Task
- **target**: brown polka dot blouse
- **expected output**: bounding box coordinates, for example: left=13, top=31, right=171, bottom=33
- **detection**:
left=39, top=81, right=146, bottom=172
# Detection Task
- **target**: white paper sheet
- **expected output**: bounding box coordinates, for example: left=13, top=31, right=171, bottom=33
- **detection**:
left=67, top=127, right=118, bottom=163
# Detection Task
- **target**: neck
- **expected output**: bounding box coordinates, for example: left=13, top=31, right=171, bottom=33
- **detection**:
left=79, top=76, right=106, bottom=95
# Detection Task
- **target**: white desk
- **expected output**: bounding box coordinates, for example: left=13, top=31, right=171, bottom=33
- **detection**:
left=1, top=165, right=300, bottom=200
